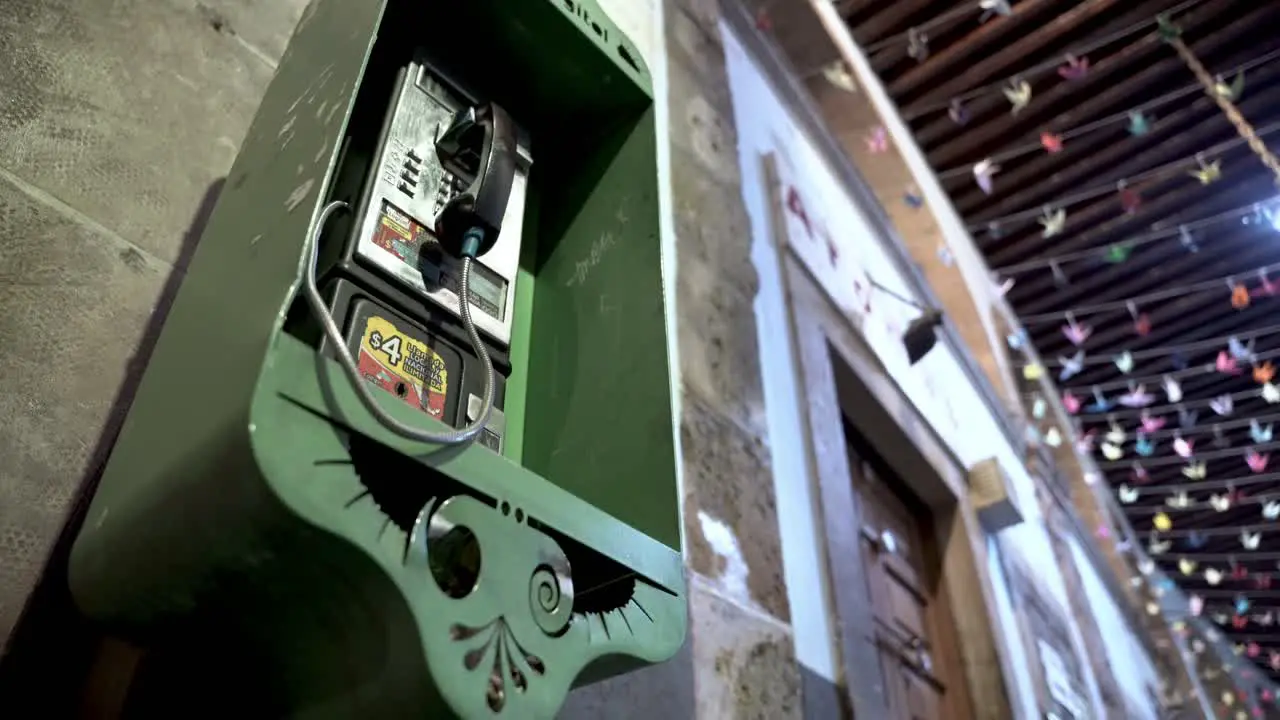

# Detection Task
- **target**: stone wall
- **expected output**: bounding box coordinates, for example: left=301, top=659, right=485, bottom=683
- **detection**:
left=566, top=0, right=806, bottom=717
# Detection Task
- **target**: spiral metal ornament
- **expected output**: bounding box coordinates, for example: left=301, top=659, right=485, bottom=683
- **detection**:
left=529, top=553, right=574, bottom=636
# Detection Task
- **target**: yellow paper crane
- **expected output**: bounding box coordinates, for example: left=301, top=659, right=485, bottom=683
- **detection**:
left=1003, top=79, right=1032, bottom=114
left=1190, top=156, right=1222, bottom=185
left=1038, top=206, right=1067, bottom=238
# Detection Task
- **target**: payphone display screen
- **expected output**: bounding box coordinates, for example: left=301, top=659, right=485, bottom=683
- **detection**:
left=369, top=200, right=509, bottom=323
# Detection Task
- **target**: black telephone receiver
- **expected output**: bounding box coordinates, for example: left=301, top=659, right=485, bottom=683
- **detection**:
left=433, top=102, right=517, bottom=258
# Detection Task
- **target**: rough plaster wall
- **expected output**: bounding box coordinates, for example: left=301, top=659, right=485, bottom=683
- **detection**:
left=0, top=0, right=310, bottom=649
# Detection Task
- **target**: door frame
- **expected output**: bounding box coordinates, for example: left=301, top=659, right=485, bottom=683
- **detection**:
left=765, top=153, right=1023, bottom=720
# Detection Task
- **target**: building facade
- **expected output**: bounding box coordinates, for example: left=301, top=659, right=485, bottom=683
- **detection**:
left=564, top=0, right=1210, bottom=717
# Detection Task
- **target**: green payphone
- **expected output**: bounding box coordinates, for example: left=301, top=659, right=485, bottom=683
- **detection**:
left=67, top=1, right=685, bottom=717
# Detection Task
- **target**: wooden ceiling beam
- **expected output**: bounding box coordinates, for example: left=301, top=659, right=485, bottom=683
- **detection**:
left=960, top=15, right=1280, bottom=222
left=888, top=0, right=1073, bottom=101
left=909, top=0, right=1178, bottom=145
left=921, top=0, right=1243, bottom=171
left=850, top=0, right=941, bottom=48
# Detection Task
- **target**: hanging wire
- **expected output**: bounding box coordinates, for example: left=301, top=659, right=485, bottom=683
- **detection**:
left=1095, top=439, right=1280, bottom=469
left=1074, top=382, right=1272, bottom=420
left=1019, top=259, right=1280, bottom=324
left=1112, top=469, right=1280, bottom=495
left=935, top=47, right=1280, bottom=182
left=966, top=120, right=1280, bottom=231
left=994, top=200, right=1271, bottom=275
left=898, top=0, right=1208, bottom=120
left=862, top=3, right=977, bottom=55
left=1038, top=322, right=1280, bottom=368
left=1046, top=346, right=1280, bottom=392
left=1089, top=409, right=1280, bottom=442
left=1119, top=522, right=1276, bottom=539
left=1123, top=487, right=1280, bottom=514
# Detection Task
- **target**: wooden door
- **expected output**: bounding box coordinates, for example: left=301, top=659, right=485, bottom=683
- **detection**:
left=848, top=435, right=960, bottom=720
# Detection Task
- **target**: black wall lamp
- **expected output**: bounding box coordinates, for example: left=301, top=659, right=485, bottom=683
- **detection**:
left=866, top=278, right=945, bottom=365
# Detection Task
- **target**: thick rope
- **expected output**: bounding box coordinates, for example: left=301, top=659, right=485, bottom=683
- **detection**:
left=1169, top=36, right=1280, bottom=186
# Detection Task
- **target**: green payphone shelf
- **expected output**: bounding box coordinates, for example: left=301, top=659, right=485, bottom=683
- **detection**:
left=67, top=1, right=685, bottom=717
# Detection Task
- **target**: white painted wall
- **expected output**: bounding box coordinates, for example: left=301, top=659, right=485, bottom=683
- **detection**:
left=722, top=24, right=842, bottom=683
left=716, top=16, right=1154, bottom=719
left=1071, top=538, right=1162, bottom=720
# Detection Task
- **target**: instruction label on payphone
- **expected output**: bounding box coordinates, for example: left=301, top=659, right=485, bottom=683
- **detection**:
left=356, top=313, right=450, bottom=420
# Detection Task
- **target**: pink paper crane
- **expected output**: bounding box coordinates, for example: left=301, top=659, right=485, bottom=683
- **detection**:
left=1173, top=434, right=1195, bottom=458
left=1140, top=411, right=1166, bottom=433
left=1061, top=318, right=1092, bottom=346
left=1247, top=449, right=1270, bottom=474
left=1217, top=351, right=1241, bottom=375
left=1062, top=390, right=1081, bottom=414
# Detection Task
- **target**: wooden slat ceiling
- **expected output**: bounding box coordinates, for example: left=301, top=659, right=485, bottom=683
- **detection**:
left=841, top=0, right=1280, bottom=686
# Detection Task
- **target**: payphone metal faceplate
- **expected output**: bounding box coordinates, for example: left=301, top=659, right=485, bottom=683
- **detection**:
left=353, top=61, right=531, bottom=348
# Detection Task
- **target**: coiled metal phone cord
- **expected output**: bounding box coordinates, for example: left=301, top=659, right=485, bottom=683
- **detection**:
left=303, top=200, right=496, bottom=445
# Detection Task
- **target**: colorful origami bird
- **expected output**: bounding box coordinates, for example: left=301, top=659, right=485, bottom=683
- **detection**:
left=1217, top=351, right=1241, bottom=375
left=1211, top=493, right=1233, bottom=512
left=1178, top=406, right=1198, bottom=430
left=1251, top=418, right=1273, bottom=443
left=1263, top=382, right=1280, bottom=404
left=1183, top=462, right=1207, bottom=480
left=973, top=158, right=999, bottom=195
left=1059, top=350, right=1084, bottom=381
left=1215, top=72, right=1246, bottom=102
left=1127, top=111, right=1151, bottom=136
left=1140, top=410, right=1166, bottom=433
left=1039, top=206, right=1066, bottom=237
left=1004, top=79, right=1032, bottom=114
left=1119, top=383, right=1154, bottom=407
left=1189, top=594, right=1204, bottom=616
left=1173, top=434, right=1194, bottom=458
left=1163, top=375, right=1183, bottom=403
left=1230, top=336, right=1256, bottom=361
left=1150, top=535, right=1172, bottom=555
left=1118, top=484, right=1139, bottom=503
left=1133, top=312, right=1151, bottom=336
left=1153, top=512, right=1173, bottom=531
left=948, top=98, right=969, bottom=126
left=1247, top=449, right=1270, bottom=474
left=1232, top=283, right=1251, bottom=309
left=1061, top=318, right=1091, bottom=345
left=1191, top=156, right=1223, bottom=185
left=1255, top=361, right=1276, bottom=384
left=1242, top=531, right=1262, bottom=550
left=1134, top=434, right=1155, bottom=457
left=1062, top=390, right=1082, bottom=414
left=1179, top=557, right=1198, bottom=575
left=1114, top=351, right=1135, bottom=373
left=1263, top=500, right=1280, bottom=520
left=979, top=0, right=1013, bottom=21
left=1105, top=421, right=1126, bottom=445
left=1057, top=53, right=1090, bottom=80
left=865, top=126, right=889, bottom=154
left=1040, top=131, right=1064, bottom=154
left=1119, top=187, right=1142, bottom=214
left=906, top=27, right=929, bottom=61
left=1211, top=394, right=1235, bottom=416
